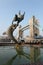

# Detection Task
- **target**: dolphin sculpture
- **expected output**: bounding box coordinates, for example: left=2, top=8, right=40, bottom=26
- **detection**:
left=3, top=11, right=25, bottom=43
left=3, top=24, right=18, bottom=43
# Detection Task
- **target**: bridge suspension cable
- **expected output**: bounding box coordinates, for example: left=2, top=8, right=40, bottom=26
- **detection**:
left=20, top=25, right=29, bottom=31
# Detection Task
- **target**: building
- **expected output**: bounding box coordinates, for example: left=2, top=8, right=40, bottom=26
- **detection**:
left=0, top=36, right=11, bottom=42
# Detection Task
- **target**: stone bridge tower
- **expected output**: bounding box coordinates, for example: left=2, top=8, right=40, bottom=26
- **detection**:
left=29, top=16, right=39, bottom=38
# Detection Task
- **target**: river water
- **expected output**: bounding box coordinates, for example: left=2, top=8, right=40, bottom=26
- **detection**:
left=0, top=45, right=43, bottom=65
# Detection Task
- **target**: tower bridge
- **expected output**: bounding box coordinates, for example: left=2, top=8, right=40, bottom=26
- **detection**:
left=18, top=16, right=43, bottom=44
left=18, top=16, right=39, bottom=38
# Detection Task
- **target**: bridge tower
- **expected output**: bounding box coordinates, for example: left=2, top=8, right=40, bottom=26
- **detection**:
left=29, top=16, right=39, bottom=38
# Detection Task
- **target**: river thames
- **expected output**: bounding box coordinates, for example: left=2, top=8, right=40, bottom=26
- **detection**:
left=0, top=45, right=43, bottom=65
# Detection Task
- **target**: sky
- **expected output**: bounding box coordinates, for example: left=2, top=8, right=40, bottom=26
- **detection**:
left=0, top=0, right=43, bottom=36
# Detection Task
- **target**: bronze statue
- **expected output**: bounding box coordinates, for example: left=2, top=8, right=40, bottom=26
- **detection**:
left=12, top=11, right=25, bottom=26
